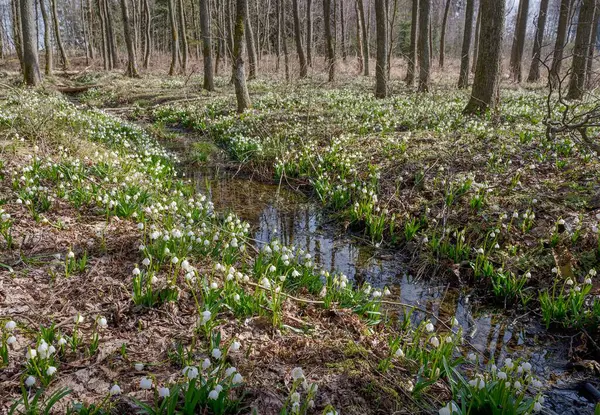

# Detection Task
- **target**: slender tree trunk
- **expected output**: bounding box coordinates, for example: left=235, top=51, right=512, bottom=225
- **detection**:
left=527, top=0, right=550, bottom=82
left=340, top=0, right=346, bottom=60
left=12, top=0, right=24, bottom=71
left=98, top=0, right=109, bottom=69
left=105, top=0, right=118, bottom=67
left=51, top=0, right=69, bottom=69
left=586, top=6, right=600, bottom=87
left=355, top=0, right=364, bottom=72
left=464, top=0, right=505, bottom=114
left=323, top=0, right=335, bottom=81
left=245, top=0, right=257, bottom=79
left=471, top=0, right=480, bottom=73
left=87, top=0, right=95, bottom=59
left=386, top=0, right=397, bottom=77
left=21, top=0, right=41, bottom=84
left=405, top=0, right=418, bottom=85
left=306, top=0, right=313, bottom=66
left=281, top=0, right=290, bottom=80
left=276, top=0, right=281, bottom=70
left=417, top=0, right=429, bottom=91
left=120, top=0, right=139, bottom=76
left=178, top=0, right=188, bottom=73
left=168, top=0, right=179, bottom=75
left=374, top=0, right=387, bottom=97
left=143, top=0, right=150, bottom=68
left=509, top=0, right=529, bottom=82
left=292, top=0, right=307, bottom=77
left=439, top=0, right=451, bottom=68
left=566, top=0, right=596, bottom=99
left=234, top=0, right=251, bottom=112
left=0, top=17, right=4, bottom=60
left=200, top=0, right=214, bottom=90
left=457, top=0, right=474, bottom=88
left=39, top=0, right=52, bottom=75
left=80, top=0, right=90, bottom=65
left=357, top=0, right=369, bottom=75
left=550, top=0, right=573, bottom=85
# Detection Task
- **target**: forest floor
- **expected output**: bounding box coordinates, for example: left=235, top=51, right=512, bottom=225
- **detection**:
left=0, top=70, right=599, bottom=415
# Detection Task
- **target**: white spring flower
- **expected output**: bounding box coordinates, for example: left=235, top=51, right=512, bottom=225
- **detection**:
left=497, top=371, right=507, bottom=380
left=522, top=362, right=532, bottom=372
left=25, top=376, right=36, bottom=387
left=212, top=348, right=222, bottom=359
left=109, top=384, right=121, bottom=395
left=438, top=402, right=458, bottom=415
left=171, top=257, right=179, bottom=264
left=383, top=287, right=391, bottom=296
left=225, top=367, right=237, bottom=377
left=26, top=348, right=37, bottom=360
left=7, top=335, right=16, bottom=345
left=140, top=377, right=153, bottom=390
left=291, top=392, right=301, bottom=403
left=57, top=337, right=67, bottom=346
left=74, top=313, right=84, bottom=324
left=132, top=267, right=141, bottom=276
left=202, top=358, right=211, bottom=370
left=158, top=387, right=170, bottom=398
left=233, top=293, right=241, bottom=302
left=183, top=366, right=199, bottom=379
left=268, top=265, right=276, bottom=273
left=425, top=322, right=434, bottom=332
left=503, top=358, right=514, bottom=369
left=67, top=251, right=75, bottom=259
left=229, top=341, right=241, bottom=352
left=467, top=353, right=477, bottom=362
left=513, top=381, right=522, bottom=390
left=566, top=278, right=574, bottom=286
left=46, top=366, right=57, bottom=376
left=291, top=367, right=305, bottom=380
left=134, top=363, right=144, bottom=371
left=208, top=389, right=219, bottom=400
left=98, top=316, right=108, bottom=328
left=210, top=282, right=218, bottom=290
left=142, top=258, right=150, bottom=266
left=430, top=337, right=440, bottom=347
left=233, top=373, right=243, bottom=384
left=468, top=377, right=485, bottom=389
left=5, top=321, right=17, bottom=331
left=260, top=278, right=271, bottom=289
left=201, top=310, right=212, bottom=325
left=394, top=348, right=404, bottom=358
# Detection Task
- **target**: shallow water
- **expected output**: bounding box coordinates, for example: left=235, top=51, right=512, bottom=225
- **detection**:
left=182, top=142, right=598, bottom=413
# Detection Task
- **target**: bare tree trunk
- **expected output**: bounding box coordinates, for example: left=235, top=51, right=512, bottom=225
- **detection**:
left=234, top=0, right=251, bottom=112
left=306, top=0, right=313, bottom=66
left=105, top=0, right=118, bottom=67
left=405, top=0, right=418, bottom=85
left=245, top=0, right=257, bottom=79
left=324, top=0, right=335, bottom=81
left=97, top=0, right=109, bottom=69
left=457, top=0, right=474, bottom=88
left=586, top=6, right=600, bottom=87
left=51, top=0, right=69, bottom=69
left=526, top=0, right=550, bottom=82
left=439, top=0, right=451, bottom=68
left=471, top=0, right=480, bottom=73
left=276, top=0, right=281, bottom=70
left=374, top=0, right=387, bottom=97
left=357, top=0, right=369, bottom=75
left=281, top=0, right=290, bottom=80
left=120, top=0, right=139, bottom=76
left=200, top=0, right=214, bottom=90
left=355, top=0, right=364, bottom=72
left=39, top=0, right=52, bottom=75
left=292, top=0, right=307, bottom=77
left=178, top=0, right=188, bottom=73
left=21, top=0, right=41, bottom=84
left=81, top=0, right=90, bottom=65
left=168, top=0, right=179, bottom=75
left=340, top=0, right=346, bottom=60
left=509, top=0, right=529, bottom=82
left=550, top=0, right=573, bottom=85
left=0, top=17, right=4, bottom=60
left=386, top=0, right=398, bottom=77
left=12, top=0, right=24, bottom=71
left=417, top=0, right=429, bottom=91
left=464, top=0, right=505, bottom=114
left=87, top=0, right=95, bottom=59
left=566, top=0, right=596, bottom=99
left=143, top=0, right=150, bottom=68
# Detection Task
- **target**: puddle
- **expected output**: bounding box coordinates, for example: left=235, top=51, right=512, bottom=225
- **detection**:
left=171, top=133, right=598, bottom=413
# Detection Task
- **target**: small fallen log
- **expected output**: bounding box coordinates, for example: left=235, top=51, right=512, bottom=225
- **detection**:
left=56, top=84, right=100, bottom=94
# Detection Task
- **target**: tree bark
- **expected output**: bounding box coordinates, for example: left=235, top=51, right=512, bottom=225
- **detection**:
left=306, top=0, right=313, bottom=67
left=51, top=0, right=69, bottom=69
left=439, top=0, right=451, bottom=68
left=234, top=0, right=251, bottom=112
left=586, top=5, right=600, bottom=87
left=509, top=0, right=529, bottom=82
left=464, top=0, right=505, bottom=114
left=120, top=0, right=139, bottom=77
left=281, top=0, right=290, bottom=80
left=457, top=0, right=474, bottom=88
left=104, top=0, right=118, bottom=68
left=526, top=0, right=550, bottom=82
left=292, top=0, right=307, bottom=77
left=471, top=0, right=480, bottom=73
left=405, top=0, right=418, bottom=85
left=199, top=0, right=214, bottom=90
left=417, top=0, right=429, bottom=91
left=357, top=0, right=369, bottom=75
left=245, top=0, right=257, bottom=79
left=21, top=0, right=41, bottom=85
left=97, top=0, right=109, bottom=69
left=340, top=0, right=346, bottom=60
left=142, top=0, right=151, bottom=68
left=39, top=0, right=52, bottom=75
left=276, top=0, right=281, bottom=70
left=178, top=0, right=188, bottom=73
left=168, top=0, right=179, bottom=75
left=355, top=0, right=364, bottom=72
left=374, top=0, right=387, bottom=97
left=12, top=0, right=24, bottom=71
left=323, top=0, right=335, bottom=81
left=550, top=0, right=573, bottom=86
left=566, top=0, right=596, bottom=99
